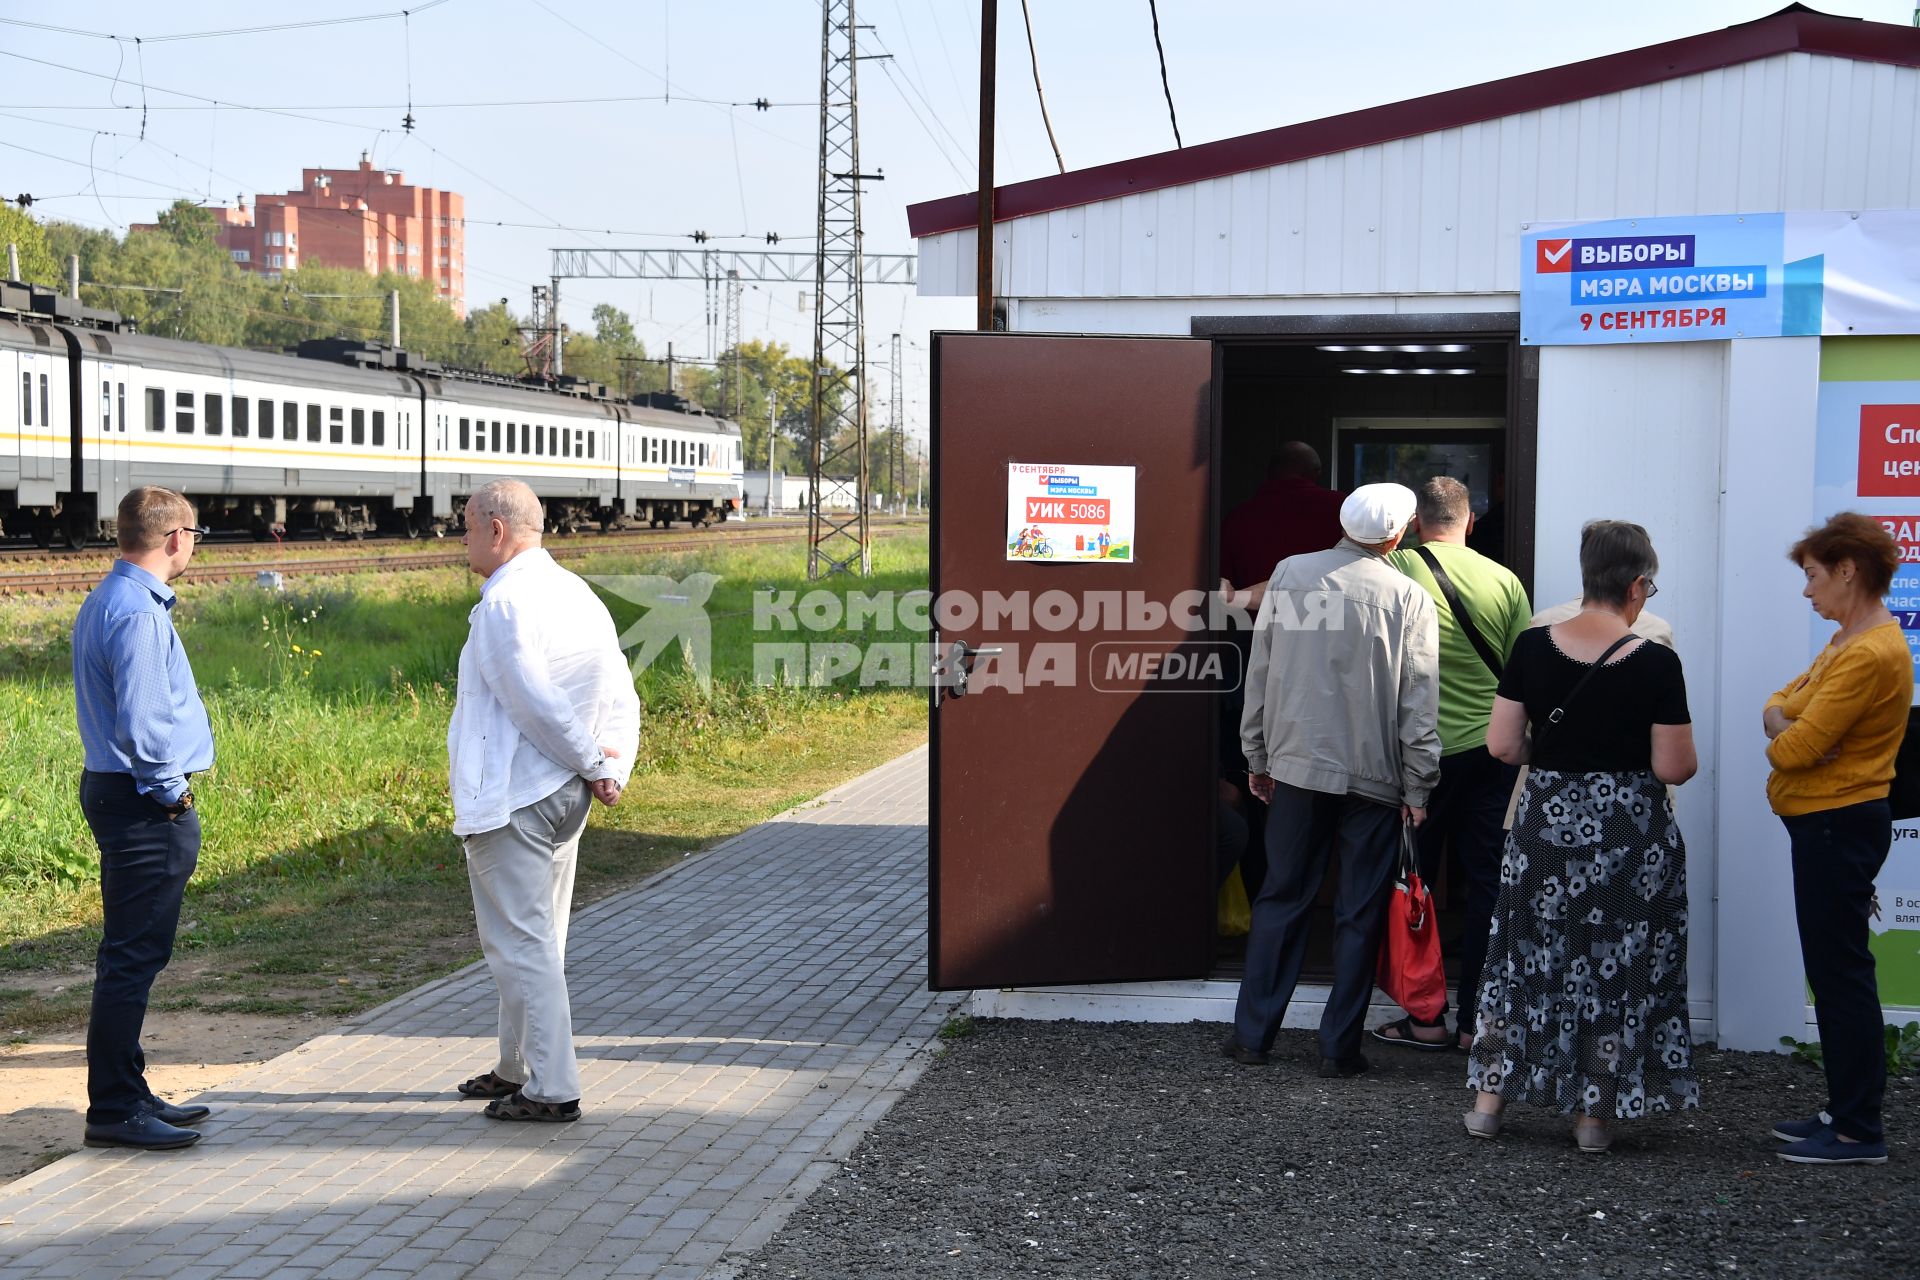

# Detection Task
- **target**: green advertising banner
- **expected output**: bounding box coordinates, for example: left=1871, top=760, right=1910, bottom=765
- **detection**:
left=1815, top=336, right=1920, bottom=1008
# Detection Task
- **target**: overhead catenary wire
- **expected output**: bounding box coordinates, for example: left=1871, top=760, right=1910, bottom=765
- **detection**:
left=1018, top=0, right=1065, bottom=173
left=0, top=95, right=817, bottom=111
left=0, top=2, right=456, bottom=45
left=1147, top=0, right=1182, bottom=148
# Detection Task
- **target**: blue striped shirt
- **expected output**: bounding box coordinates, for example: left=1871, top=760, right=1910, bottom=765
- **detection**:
left=72, top=561, right=215, bottom=804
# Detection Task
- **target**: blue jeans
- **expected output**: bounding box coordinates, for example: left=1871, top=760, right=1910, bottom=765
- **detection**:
left=1781, top=800, right=1890, bottom=1143
left=80, top=771, right=200, bottom=1125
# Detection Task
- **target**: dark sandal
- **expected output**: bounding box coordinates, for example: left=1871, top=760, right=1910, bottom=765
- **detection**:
left=1369, top=1015, right=1453, bottom=1052
left=482, top=1091, right=580, bottom=1123
left=456, top=1071, right=524, bottom=1099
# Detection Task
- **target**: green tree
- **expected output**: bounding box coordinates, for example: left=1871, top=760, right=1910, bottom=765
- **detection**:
left=0, top=206, right=61, bottom=287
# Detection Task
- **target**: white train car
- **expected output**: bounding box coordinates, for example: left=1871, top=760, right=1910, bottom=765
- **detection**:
left=0, top=279, right=744, bottom=544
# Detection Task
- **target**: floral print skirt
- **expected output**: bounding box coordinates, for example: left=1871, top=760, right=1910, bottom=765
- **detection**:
left=1466, top=767, right=1699, bottom=1119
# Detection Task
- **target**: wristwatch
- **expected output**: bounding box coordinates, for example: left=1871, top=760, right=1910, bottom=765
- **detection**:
left=161, top=790, right=195, bottom=820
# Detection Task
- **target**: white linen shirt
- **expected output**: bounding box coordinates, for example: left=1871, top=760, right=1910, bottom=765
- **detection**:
left=448, top=548, right=641, bottom=836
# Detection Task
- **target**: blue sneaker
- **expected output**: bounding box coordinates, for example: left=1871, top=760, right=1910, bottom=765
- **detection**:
left=1771, top=1111, right=1832, bottom=1142
left=1777, top=1130, right=1888, bottom=1165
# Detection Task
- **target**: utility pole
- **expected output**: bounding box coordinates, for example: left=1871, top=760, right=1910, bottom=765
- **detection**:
left=766, top=389, right=777, bottom=517
left=978, top=0, right=998, bottom=331
left=809, top=0, right=880, bottom=576
left=889, top=332, right=903, bottom=512
left=665, top=342, right=675, bottom=395
left=69, top=254, right=80, bottom=300
left=389, top=288, right=400, bottom=347
left=550, top=275, right=563, bottom=376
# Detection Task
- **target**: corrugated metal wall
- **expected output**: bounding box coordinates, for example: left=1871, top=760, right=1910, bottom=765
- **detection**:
left=918, top=52, right=1920, bottom=300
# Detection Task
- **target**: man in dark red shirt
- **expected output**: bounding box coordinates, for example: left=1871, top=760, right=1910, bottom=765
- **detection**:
left=1221, top=442, right=1345, bottom=590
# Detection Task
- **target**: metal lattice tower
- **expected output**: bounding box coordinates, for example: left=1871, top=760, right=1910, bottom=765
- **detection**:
left=723, top=269, right=742, bottom=418
left=809, top=0, right=874, bottom=577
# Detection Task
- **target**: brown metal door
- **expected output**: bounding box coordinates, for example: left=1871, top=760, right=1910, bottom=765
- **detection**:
left=931, top=331, right=1216, bottom=990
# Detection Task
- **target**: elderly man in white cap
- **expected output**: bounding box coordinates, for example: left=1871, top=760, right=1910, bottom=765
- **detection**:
left=1223, top=481, right=1442, bottom=1077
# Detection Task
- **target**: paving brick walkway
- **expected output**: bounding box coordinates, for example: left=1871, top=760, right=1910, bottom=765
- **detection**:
left=0, top=746, right=956, bottom=1280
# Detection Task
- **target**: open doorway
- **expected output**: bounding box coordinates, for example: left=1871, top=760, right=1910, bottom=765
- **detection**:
left=1206, top=323, right=1528, bottom=984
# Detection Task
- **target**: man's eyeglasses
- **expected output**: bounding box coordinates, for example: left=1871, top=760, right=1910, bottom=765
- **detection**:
left=165, top=525, right=211, bottom=540
left=1641, top=576, right=1659, bottom=599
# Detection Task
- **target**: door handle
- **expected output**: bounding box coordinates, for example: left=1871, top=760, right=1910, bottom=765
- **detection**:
left=941, top=639, right=1003, bottom=700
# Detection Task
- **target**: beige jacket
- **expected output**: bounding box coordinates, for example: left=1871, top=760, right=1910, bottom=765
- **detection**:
left=1241, top=539, right=1443, bottom=808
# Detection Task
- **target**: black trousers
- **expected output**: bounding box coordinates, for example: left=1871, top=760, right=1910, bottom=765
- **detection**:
left=1414, top=746, right=1519, bottom=1028
left=79, top=770, right=200, bottom=1125
left=1233, top=781, right=1399, bottom=1060
left=1782, top=800, right=1891, bottom=1143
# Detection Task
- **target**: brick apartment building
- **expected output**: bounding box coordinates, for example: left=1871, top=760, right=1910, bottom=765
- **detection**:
left=137, top=155, right=466, bottom=315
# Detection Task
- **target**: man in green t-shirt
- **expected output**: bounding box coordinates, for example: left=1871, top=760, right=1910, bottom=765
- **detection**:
left=1372, top=476, right=1532, bottom=1051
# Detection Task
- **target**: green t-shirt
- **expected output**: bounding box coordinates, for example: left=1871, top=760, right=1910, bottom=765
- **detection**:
left=1386, top=540, right=1532, bottom=756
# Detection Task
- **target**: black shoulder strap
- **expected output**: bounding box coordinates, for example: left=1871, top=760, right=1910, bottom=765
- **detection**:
left=1415, top=544, right=1504, bottom=678
left=1537, top=633, right=1636, bottom=749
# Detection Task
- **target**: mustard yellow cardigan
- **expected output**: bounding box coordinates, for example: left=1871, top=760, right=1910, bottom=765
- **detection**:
left=1765, top=622, right=1913, bottom=817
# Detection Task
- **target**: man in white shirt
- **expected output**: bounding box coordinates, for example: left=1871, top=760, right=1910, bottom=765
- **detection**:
left=448, top=480, right=640, bottom=1122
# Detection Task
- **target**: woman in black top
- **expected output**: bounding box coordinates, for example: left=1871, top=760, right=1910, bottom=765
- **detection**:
left=1465, top=521, right=1699, bottom=1153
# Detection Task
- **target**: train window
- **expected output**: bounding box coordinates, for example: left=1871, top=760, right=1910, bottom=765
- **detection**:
left=307, top=404, right=321, bottom=442
left=257, top=399, right=272, bottom=439
left=491, top=421, right=502, bottom=452
left=576, top=429, right=585, bottom=458
left=587, top=430, right=595, bottom=460
left=119, top=384, right=128, bottom=433
left=459, top=417, right=470, bottom=450
left=204, top=394, right=224, bottom=436
left=101, top=383, right=112, bottom=432
left=558, top=429, right=568, bottom=459
left=40, top=374, right=50, bottom=427
left=175, top=391, right=194, bottom=433
left=284, top=402, right=298, bottom=440
left=233, top=398, right=249, bottom=438
left=534, top=424, right=544, bottom=456
left=351, top=408, right=365, bottom=446
left=329, top=406, right=344, bottom=444
left=372, top=410, right=385, bottom=447
left=548, top=426, right=559, bottom=456
left=520, top=423, right=530, bottom=454
left=20, top=373, right=29, bottom=427
left=146, top=388, right=164, bottom=431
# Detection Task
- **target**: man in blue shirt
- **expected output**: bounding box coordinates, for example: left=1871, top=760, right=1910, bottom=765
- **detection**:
left=72, top=486, right=216, bottom=1150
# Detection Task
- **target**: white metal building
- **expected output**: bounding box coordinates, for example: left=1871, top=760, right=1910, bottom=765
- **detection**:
left=910, top=6, right=1920, bottom=1050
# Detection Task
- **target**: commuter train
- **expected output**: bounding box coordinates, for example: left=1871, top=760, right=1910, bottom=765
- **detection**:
left=0, top=279, right=745, bottom=546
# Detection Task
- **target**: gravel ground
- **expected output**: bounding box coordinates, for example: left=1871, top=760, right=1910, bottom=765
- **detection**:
left=743, top=1020, right=1918, bottom=1279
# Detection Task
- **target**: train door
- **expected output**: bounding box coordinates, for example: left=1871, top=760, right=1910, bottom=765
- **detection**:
left=16, top=347, right=58, bottom=508
left=928, top=331, right=1217, bottom=990
left=92, top=359, right=131, bottom=528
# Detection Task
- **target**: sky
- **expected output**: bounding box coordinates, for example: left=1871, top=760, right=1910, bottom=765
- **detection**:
left=2, top=0, right=1913, bottom=446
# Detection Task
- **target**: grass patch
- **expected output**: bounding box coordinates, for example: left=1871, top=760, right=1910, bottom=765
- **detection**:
left=0, top=531, right=928, bottom=1037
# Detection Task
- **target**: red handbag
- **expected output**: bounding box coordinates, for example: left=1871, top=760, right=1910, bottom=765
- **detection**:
left=1376, top=820, right=1446, bottom=1023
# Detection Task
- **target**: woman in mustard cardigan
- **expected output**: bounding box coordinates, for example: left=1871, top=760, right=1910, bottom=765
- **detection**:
left=1764, top=512, right=1911, bottom=1166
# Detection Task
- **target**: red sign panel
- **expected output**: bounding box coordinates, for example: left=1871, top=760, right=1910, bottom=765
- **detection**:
left=1856, top=404, right=1920, bottom=497
left=1025, top=497, right=1111, bottom=524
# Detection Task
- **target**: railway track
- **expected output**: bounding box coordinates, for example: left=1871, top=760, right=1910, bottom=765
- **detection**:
left=0, top=518, right=924, bottom=595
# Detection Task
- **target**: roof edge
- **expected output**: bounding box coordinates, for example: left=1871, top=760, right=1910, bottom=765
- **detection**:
left=907, top=9, right=1920, bottom=239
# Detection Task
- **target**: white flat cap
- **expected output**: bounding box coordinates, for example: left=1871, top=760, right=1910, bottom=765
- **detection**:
left=1340, top=482, right=1418, bottom=543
